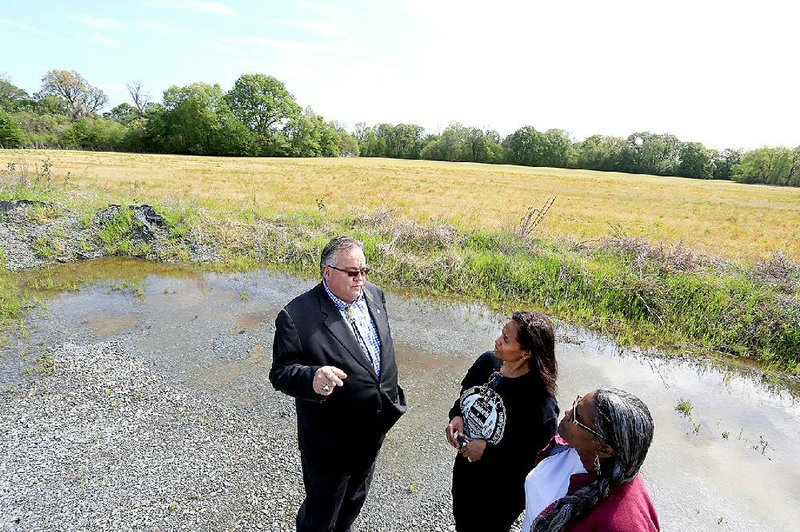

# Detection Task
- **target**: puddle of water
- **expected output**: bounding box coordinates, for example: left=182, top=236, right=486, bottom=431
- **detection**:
left=235, top=311, right=276, bottom=331
left=85, top=314, right=139, bottom=336
left=2, top=258, right=799, bottom=530
left=191, top=344, right=268, bottom=407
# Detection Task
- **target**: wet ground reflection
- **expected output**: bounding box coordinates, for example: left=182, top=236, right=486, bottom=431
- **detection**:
left=2, top=259, right=798, bottom=530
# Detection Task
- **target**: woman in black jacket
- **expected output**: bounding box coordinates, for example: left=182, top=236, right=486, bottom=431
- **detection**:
left=445, top=312, right=559, bottom=532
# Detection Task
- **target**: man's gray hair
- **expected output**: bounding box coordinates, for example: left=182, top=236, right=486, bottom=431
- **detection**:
left=320, top=236, right=364, bottom=276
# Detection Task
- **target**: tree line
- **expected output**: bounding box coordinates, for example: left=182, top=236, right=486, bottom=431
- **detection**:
left=1, top=70, right=798, bottom=187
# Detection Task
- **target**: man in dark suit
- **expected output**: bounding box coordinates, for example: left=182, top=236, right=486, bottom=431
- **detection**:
left=270, top=236, right=407, bottom=532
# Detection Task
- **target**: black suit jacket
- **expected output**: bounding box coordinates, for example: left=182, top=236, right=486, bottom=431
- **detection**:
left=270, top=281, right=407, bottom=472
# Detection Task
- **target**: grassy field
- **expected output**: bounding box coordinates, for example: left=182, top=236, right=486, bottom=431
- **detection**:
left=2, top=149, right=799, bottom=375
left=3, top=149, right=799, bottom=263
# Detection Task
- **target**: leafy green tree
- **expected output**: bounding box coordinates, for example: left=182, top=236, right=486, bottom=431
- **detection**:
left=790, top=146, right=800, bottom=187
left=122, top=115, right=149, bottom=152
left=503, top=126, right=573, bottom=167
left=34, top=94, right=69, bottom=117
left=420, top=123, right=504, bottom=163
left=138, top=103, right=167, bottom=151
left=677, top=142, right=715, bottom=179
left=503, top=126, right=540, bottom=166
left=105, top=103, right=137, bottom=125
left=732, top=147, right=799, bottom=186
left=285, top=109, right=340, bottom=157
left=626, top=132, right=682, bottom=175
left=711, top=148, right=742, bottom=180
left=541, top=129, right=575, bottom=167
left=225, top=74, right=301, bottom=155
left=467, top=128, right=504, bottom=163
left=160, top=82, right=253, bottom=155
left=329, top=121, right=359, bottom=157
left=11, top=110, right=70, bottom=146
left=355, top=123, right=386, bottom=156
left=0, top=78, right=32, bottom=112
left=0, top=109, right=26, bottom=147
left=421, top=123, right=470, bottom=161
left=63, top=117, right=127, bottom=150
left=379, top=123, right=425, bottom=159
left=419, top=134, right=444, bottom=161
left=575, top=135, right=631, bottom=171
left=39, top=70, right=108, bottom=120
left=355, top=123, right=424, bottom=159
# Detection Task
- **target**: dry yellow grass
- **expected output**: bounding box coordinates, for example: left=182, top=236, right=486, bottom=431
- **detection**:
left=4, top=149, right=799, bottom=262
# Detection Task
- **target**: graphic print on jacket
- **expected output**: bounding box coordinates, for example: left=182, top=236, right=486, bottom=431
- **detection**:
left=460, top=378, right=507, bottom=444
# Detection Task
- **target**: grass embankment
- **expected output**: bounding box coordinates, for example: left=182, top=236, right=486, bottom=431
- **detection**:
left=3, top=149, right=799, bottom=262
left=0, top=251, right=24, bottom=337
left=1, top=150, right=799, bottom=374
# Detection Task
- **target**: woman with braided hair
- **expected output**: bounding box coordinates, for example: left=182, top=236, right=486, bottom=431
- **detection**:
left=444, top=312, right=560, bottom=532
left=522, top=388, right=659, bottom=531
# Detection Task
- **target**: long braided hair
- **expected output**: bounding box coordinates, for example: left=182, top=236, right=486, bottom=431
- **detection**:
left=512, top=312, right=558, bottom=395
left=530, top=388, right=654, bottom=531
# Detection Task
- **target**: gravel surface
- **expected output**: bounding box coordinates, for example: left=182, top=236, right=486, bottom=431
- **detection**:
left=0, top=200, right=218, bottom=271
left=0, top=341, right=465, bottom=532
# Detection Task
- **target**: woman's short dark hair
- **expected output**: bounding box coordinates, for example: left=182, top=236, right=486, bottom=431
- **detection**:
left=531, top=388, right=654, bottom=531
left=512, top=312, right=558, bottom=395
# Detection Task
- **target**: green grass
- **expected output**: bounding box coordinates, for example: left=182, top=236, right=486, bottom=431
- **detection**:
left=1, top=156, right=798, bottom=375
left=32, top=236, right=61, bottom=260
left=0, top=250, right=26, bottom=345
left=4, top=149, right=799, bottom=262
left=109, top=279, right=144, bottom=297
left=675, top=399, right=693, bottom=417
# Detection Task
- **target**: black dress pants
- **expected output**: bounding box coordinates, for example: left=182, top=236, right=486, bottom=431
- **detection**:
left=452, top=455, right=522, bottom=532
left=296, top=453, right=377, bottom=532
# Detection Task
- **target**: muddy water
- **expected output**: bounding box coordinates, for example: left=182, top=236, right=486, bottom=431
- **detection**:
left=2, top=259, right=799, bottom=530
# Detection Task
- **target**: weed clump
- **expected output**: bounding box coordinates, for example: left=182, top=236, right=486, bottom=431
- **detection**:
left=751, top=252, right=799, bottom=294
left=675, top=399, right=693, bottom=417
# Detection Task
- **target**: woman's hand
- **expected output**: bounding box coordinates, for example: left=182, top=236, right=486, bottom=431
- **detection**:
left=445, top=416, right=464, bottom=448
left=460, top=439, right=487, bottom=462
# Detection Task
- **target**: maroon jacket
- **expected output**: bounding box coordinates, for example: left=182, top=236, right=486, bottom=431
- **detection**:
left=534, top=436, right=660, bottom=531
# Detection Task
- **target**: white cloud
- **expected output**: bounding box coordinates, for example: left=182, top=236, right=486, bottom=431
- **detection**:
left=90, top=33, right=122, bottom=49
left=223, top=35, right=364, bottom=57
left=71, top=14, right=121, bottom=30
left=137, top=20, right=182, bottom=34
left=260, top=18, right=344, bottom=38
left=181, top=1, right=236, bottom=16
left=0, top=18, right=46, bottom=34
left=296, top=0, right=341, bottom=20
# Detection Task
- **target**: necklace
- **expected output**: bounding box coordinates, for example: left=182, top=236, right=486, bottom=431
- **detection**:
left=480, top=371, right=502, bottom=396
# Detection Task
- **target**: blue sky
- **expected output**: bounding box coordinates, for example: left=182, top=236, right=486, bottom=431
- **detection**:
left=2, top=0, right=798, bottom=151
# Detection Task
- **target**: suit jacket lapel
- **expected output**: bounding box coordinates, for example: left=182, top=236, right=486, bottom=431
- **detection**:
left=318, top=285, right=377, bottom=378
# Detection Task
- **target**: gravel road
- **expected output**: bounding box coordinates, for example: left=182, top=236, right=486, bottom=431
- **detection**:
left=0, top=340, right=465, bottom=532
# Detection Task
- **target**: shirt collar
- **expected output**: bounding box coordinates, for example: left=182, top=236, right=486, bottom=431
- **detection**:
left=322, top=279, right=365, bottom=311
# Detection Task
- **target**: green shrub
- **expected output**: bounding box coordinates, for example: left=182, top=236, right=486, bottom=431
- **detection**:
left=0, top=110, right=26, bottom=148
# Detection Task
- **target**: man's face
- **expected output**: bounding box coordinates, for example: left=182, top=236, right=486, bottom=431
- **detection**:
left=323, top=247, right=367, bottom=303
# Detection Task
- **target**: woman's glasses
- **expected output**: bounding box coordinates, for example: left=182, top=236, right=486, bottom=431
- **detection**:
left=572, top=395, right=607, bottom=442
left=328, top=265, right=370, bottom=278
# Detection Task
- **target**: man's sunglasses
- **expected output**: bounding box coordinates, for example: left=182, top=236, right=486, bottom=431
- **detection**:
left=572, top=395, right=607, bottom=442
left=328, top=265, right=370, bottom=278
